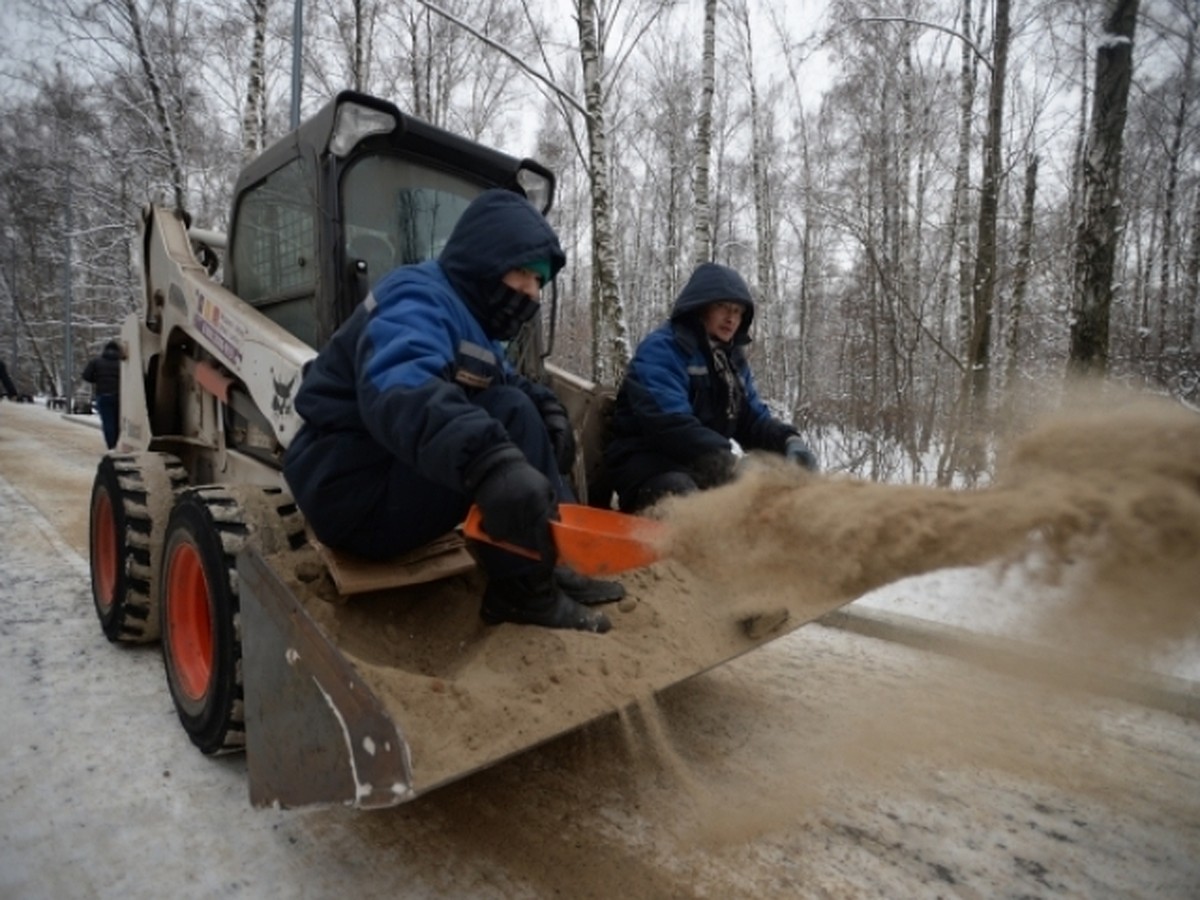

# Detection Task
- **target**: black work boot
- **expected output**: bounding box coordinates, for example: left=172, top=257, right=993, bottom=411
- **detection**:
left=481, top=570, right=612, bottom=634
left=554, top=566, right=625, bottom=606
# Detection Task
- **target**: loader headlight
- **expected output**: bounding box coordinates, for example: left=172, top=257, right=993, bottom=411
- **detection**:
left=516, top=163, right=555, bottom=215
left=331, top=102, right=398, bottom=157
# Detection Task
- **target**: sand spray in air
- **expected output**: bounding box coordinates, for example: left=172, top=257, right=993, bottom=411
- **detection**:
left=624, top=389, right=1200, bottom=846
left=662, top=389, right=1199, bottom=663
left=614, top=693, right=802, bottom=847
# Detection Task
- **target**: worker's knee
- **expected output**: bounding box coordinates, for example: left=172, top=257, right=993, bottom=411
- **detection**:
left=474, top=384, right=566, bottom=493
left=475, top=385, right=541, bottom=436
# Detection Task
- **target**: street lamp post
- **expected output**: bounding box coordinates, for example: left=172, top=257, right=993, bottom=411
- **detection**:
left=291, top=0, right=304, bottom=130
left=62, top=168, right=73, bottom=404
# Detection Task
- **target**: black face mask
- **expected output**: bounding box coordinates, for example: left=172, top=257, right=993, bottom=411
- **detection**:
left=476, top=281, right=540, bottom=341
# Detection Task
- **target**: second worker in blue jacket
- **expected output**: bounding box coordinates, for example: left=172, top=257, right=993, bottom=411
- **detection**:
left=284, top=188, right=621, bottom=633
left=605, top=262, right=817, bottom=513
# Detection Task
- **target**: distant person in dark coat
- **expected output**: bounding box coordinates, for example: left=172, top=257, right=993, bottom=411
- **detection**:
left=0, top=358, right=18, bottom=399
left=82, top=340, right=122, bottom=449
left=283, top=188, right=621, bottom=634
left=605, top=262, right=817, bottom=513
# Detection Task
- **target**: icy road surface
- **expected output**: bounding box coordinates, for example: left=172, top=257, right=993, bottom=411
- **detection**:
left=1, top=400, right=1198, bottom=899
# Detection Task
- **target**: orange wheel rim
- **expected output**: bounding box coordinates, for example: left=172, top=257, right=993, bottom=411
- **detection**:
left=166, top=542, right=213, bottom=702
left=91, top=491, right=117, bottom=610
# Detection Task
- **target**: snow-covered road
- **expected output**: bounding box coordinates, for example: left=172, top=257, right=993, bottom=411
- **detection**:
left=2, top=400, right=1198, bottom=899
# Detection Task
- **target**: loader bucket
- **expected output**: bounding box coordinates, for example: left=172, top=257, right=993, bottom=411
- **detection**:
left=237, top=542, right=851, bottom=810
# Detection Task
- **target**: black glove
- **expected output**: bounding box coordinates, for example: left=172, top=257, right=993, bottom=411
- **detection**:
left=542, top=410, right=576, bottom=474
left=784, top=436, right=818, bottom=472
left=692, top=448, right=739, bottom=489
left=473, top=452, right=559, bottom=562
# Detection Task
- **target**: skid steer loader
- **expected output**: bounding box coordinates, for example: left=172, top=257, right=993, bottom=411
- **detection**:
left=87, top=91, right=849, bottom=810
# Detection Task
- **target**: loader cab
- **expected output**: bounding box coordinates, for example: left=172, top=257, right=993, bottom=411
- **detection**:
left=224, top=91, right=556, bottom=353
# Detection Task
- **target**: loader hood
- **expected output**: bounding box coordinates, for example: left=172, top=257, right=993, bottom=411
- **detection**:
left=438, top=189, right=566, bottom=340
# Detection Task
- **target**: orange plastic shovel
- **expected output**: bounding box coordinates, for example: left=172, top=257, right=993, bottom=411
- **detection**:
left=463, top=503, right=666, bottom=577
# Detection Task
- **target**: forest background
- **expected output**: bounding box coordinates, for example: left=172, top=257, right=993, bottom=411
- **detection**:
left=0, top=0, right=1196, bottom=486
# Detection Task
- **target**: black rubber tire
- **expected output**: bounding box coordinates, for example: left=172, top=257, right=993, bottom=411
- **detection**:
left=160, top=487, right=250, bottom=755
left=89, top=452, right=188, bottom=643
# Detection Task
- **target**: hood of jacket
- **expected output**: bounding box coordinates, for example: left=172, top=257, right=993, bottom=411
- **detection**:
left=669, top=262, right=755, bottom=344
left=438, top=188, right=566, bottom=339
left=101, top=341, right=121, bottom=361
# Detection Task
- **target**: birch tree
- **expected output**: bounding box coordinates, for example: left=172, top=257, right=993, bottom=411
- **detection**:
left=5, top=0, right=1198, bottom=476
left=576, top=0, right=628, bottom=383
left=119, top=0, right=188, bottom=208
left=43, top=0, right=206, bottom=208
left=728, top=0, right=786, bottom=401
left=404, top=1, right=536, bottom=140
left=730, top=0, right=775, bottom=305
left=765, top=2, right=828, bottom=422
left=933, top=0, right=1010, bottom=483
left=965, top=0, right=1011, bottom=412
left=1150, top=0, right=1196, bottom=381
left=692, top=0, right=717, bottom=266
left=241, top=0, right=270, bottom=161
left=1184, top=186, right=1200, bottom=367
left=1004, top=154, right=1038, bottom=390
left=627, top=33, right=695, bottom=323
left=952, top=0, right=979, bottom=356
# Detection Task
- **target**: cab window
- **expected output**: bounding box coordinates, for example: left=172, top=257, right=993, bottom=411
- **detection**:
left=230, top=157, right=318, bottom=346
left=341, top=156, right=479, bottom=291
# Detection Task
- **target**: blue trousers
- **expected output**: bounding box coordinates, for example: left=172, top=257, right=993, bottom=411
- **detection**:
left=95, top=394, right=119, bottom=449
left=296, top=385, right=567, bottom=578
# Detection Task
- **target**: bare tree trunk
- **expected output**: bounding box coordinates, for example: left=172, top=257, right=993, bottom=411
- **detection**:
left=692, top=0, right=717, bottom=266
left=122, top=0, right=186, bottom=208
left=3, top=282, right=58, bottom=391
left=896, top=8, right=922, bottom=471
left=407, top=7, right=431, bottom=121
left=353, top=0, right=365, bottom=91
left=1186, top=183, right=1200, bottom=352
left=1136, top=204, right=1157, bottom=370
left=953, top=0, right=977, bottom=355
left=966, top=0, right=1010, bottom=410
left=733, top=0, right=781, bottom=399
left=934, top=0, right=977, bottom=484
left=765, top=8, right=818, bottom=417
left=1069, top=0, right=1140, bottom=375
left=795, top=148, right=813, bottom=416
left=577, top=0, right=628, bottom=384
left=734, top=3, right=775, bottom=303
left=1068, top=13, right=1089, bottom=244
left=242, top=0, right=270, bottom=162
left=1154, top=16, right=1195, bottom=381
left=942, top=0, right=1009, bottom=483
left=1005, top=154, right=1038, bottom=389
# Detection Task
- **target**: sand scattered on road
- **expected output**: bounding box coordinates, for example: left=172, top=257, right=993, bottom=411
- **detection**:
left=650, top=388, right=1200, bottom=850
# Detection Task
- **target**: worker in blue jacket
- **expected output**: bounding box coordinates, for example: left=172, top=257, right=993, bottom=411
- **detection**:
left=605, top=262, right=817, bottom=512
left=284, top=188, right=620, bottom=633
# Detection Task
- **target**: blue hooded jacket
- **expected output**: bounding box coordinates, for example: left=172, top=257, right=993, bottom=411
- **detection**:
left=282, top=189, right=566, bottom=545
left=604, top=262, right=797, bottom=494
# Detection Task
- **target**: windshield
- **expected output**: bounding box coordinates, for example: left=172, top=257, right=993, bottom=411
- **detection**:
left=341, top=156, right=481, bottom=289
